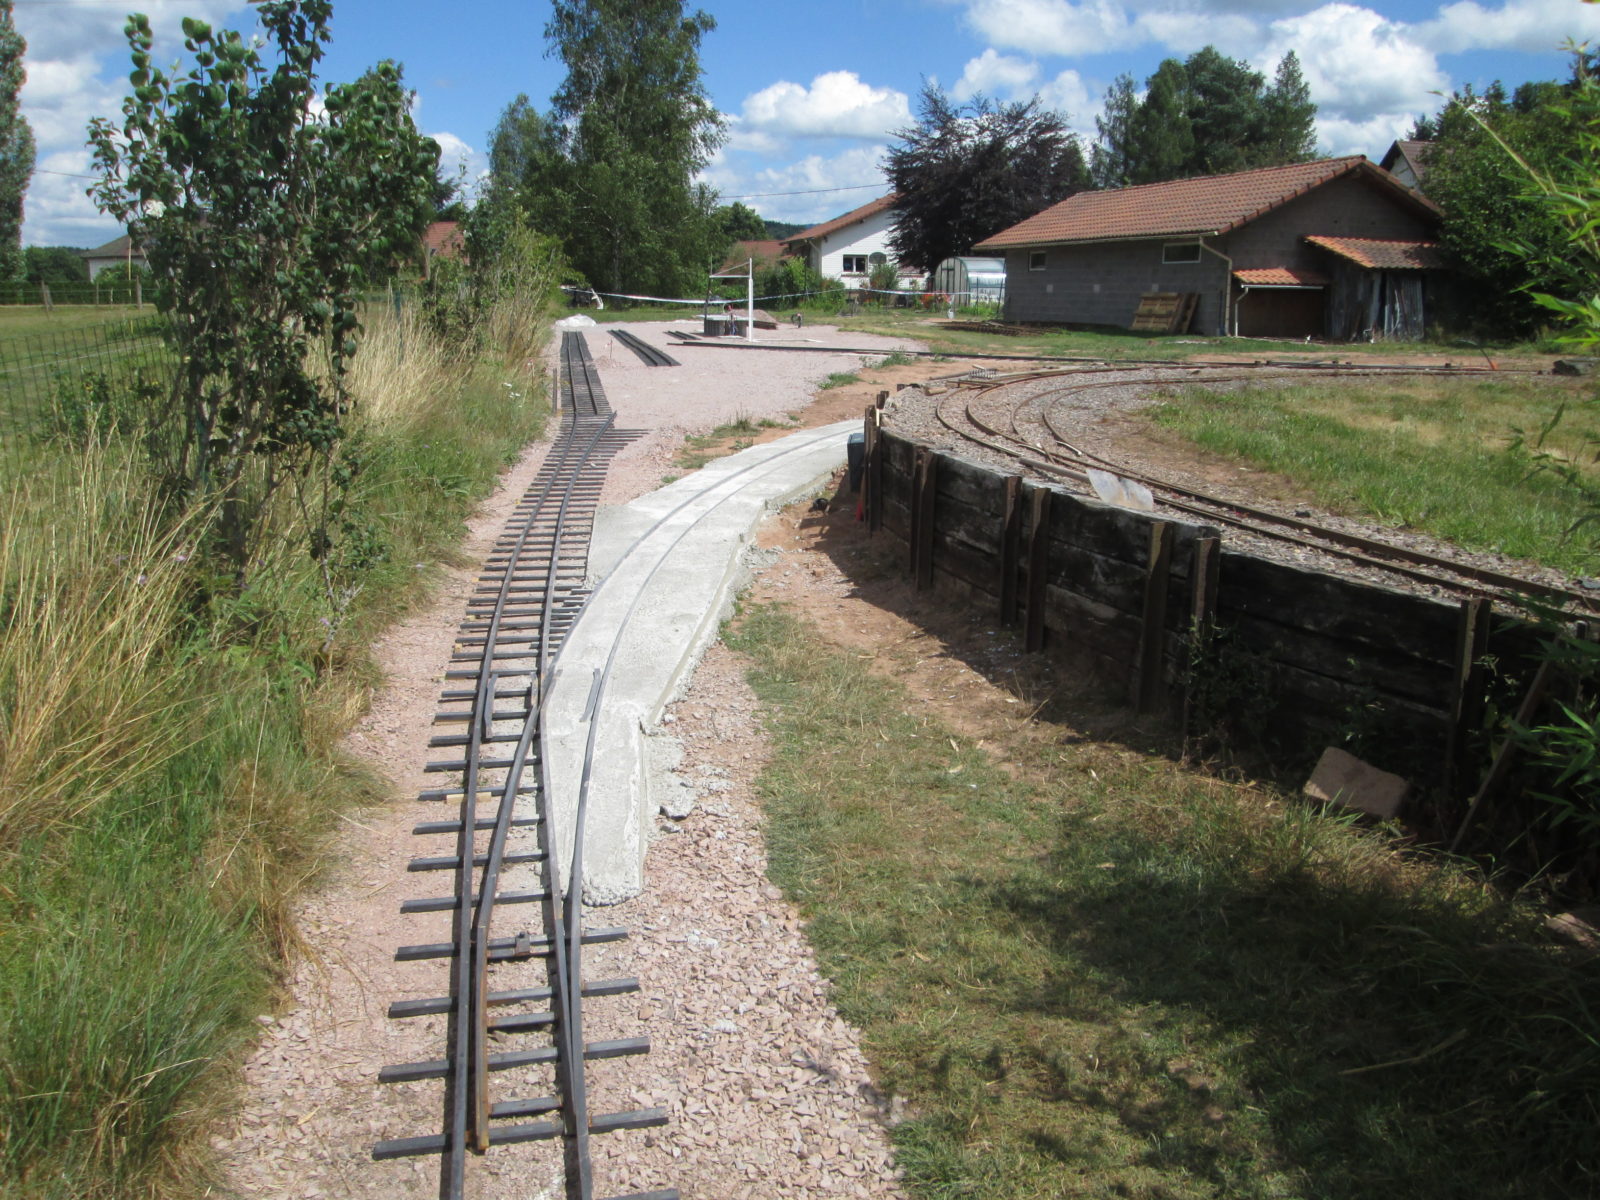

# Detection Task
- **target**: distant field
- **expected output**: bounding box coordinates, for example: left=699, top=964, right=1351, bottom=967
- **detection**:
left=0, top=304, right=150, bottom=347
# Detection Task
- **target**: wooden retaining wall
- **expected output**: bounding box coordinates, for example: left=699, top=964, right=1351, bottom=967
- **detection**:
left=863, top=414, right=1540, bottom=796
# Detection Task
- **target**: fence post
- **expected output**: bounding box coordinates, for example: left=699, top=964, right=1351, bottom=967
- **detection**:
left=1134, top=521, right=1176, bottom=712
left=1023, top=486, right=1050, bottom=652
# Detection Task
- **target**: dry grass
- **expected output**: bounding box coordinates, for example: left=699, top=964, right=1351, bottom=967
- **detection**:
left=0, top=445, right=208, bottom=848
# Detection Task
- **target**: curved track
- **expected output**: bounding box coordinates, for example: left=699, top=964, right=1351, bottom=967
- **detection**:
left=929, top=364, right=1595, bottom=613
left=374, top=332, right=676, bottom=1200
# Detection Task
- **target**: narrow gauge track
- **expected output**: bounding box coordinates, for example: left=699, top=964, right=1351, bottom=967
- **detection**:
left=374, top=332, right=677, bottom=1200
left=931, top=366, right=1596, bottom=613
left=609, top=328, right=679, bottom=368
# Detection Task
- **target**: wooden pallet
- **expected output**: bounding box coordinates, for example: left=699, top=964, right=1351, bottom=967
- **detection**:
left=1130, top=292, right=1198, bottom=334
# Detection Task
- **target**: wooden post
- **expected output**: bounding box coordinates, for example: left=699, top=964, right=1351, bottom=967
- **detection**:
left=1450, top=657, right=1555, bottom=852
left=1135, top=521, right=1176, bottom=713
left=1443, top=597, right=1491, bottom=801
left=867, top=413, right=884, bottom=534
left=1023, top=486, right=1049, bottom=653
left=999, top=474, right=1023, bottom=627
left=1182, top=536, right=1221, bottom=739
left=907, top=448, right=937, bottom=587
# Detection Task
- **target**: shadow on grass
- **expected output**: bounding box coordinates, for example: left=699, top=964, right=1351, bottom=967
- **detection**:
left=982, top=809, right=1600, bottom=1200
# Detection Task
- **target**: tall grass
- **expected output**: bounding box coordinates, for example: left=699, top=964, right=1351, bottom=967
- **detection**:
left=0, top=274, right=557, bottom=1197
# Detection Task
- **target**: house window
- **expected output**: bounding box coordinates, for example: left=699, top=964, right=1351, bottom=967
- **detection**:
left=1163, top=242, right=1201, bottom=264
left=1029, top=250, right=1048, bottom=271
left=842, top=255, right=868, bottom=274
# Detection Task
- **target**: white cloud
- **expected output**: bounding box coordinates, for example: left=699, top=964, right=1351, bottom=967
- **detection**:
left=1262, top=4, right=1448, bottom=123
left=963, top=0, right=1141, bottom=55
left=740, top=71, right=912, bottom=139
left=953, top=49, right=1039, bottom=100
left=1037, top=68, right=1097, bottom=128
left=1417, top=0, right=1600, bottom=55
left=430, top=131, right=479, bottom=184
left=701, top=144, right=889, bottom=225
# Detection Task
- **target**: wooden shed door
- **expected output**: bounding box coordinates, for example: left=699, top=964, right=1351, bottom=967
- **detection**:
left=1237, top=288, right=1325, bottom=339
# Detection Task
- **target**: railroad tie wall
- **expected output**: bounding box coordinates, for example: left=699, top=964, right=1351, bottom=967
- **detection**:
left=866, top=424, right=1523, bottom=791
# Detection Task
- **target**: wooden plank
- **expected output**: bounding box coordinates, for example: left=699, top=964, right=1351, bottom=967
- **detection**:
left=866, top=409, right=885, bottom=533
left=1024, top=485, right=1050, bottom=652
left=1450, top=658, right=1556, bottom=852
left=1000, top=475, right=1023, bottom=627
left=1135, top=522, right=1176, bottom=711
left=1443, top=598, right=1491, bottom=801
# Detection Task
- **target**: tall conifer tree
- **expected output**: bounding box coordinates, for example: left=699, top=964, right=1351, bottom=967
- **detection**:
left=0, top=0, right=34, bottom=282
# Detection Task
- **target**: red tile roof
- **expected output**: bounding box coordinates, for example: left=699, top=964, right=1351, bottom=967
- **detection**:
left=423, top=221, right=465, bottom=258
left=783, top=194, right=898, bottom=247
left=974, top=158, right=1437, bottom=251
left=1304, top=235, right=1443, bottom=270
left=1234, top=267, right=1329, bottom=287
left=719, top=239, right=785, bottom=272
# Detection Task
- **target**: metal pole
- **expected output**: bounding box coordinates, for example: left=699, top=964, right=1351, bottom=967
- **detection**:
left=745, top=258, right=754, bottom=342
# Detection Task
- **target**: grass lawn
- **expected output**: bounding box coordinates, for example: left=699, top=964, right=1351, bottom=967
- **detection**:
left=0, top=304, right=150, bottom=347
left=729, top=600, right=1600, bottom=1200
left=1141, top=374, right=1600, bottom=574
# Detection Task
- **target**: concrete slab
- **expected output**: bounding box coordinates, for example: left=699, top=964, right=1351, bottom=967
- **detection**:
left=543, top=419, right=858, bottom=904
left=1304, top=746, right=1409, bottom=819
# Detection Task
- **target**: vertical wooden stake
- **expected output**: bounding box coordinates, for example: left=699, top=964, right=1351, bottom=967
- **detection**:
left=999, top=475, right=1023, bottom=627
left=1182, top=536, right=1221, bottom=740
left=866, top=412, right=885, bottom=533
left=1135, top=521, right=1176, bottom=713
left=1023, top=486, right=1050, bottom=653
left=910, top=448, right=938, bottom=589
left=1444, top=597, right=1491, bottom=801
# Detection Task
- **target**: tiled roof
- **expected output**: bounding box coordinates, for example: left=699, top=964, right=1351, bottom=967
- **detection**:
left=974, top=158, right=1435, bottom=251
left=1380, top=139, right=1434, bottom=179
left=783, top=194, right=897, bottom=247
left=719, top=239, right=785, bottom=272
left=1304, top=235, right=1443, bottom=270
left=423, top=221, right=465, bottom=258
left=83, top=234, right=138, bottom=259
left=1234, top=267, right=1329, bottom=287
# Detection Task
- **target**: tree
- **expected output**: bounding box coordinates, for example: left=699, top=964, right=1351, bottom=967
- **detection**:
left=886, top=84, right=1089, bottom=274
left=715, top=201, right=768, bottom=244
left=518, top=0, right=728, bottom=298
left=89, top=1, right=439, bottom=577
left=1260, top=51, right=1319, bottom=164
left=1421, top=79, right=1582, bottom=336
left=23, top=245, right=86, bottom=284
left=0, top=0, right=34, bottom=282
left=1092, top=47, right=1318, bottom=188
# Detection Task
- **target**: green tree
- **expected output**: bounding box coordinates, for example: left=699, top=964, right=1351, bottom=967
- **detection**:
left=1093, top=47, right=1318, bottom=187
left=887, top=84, right=1089, bottom=273
left=89, top=0, right=439, bottom=578
left=715, top=201, right=768, bottom=244
left=23, top=245, right=86, bottom=284
left=1421, top=79, right=1580, bottom=336
left=0, top=0, right=35, bottom=282
left=1260, top=51, right=1319, bottom=164
left=520, top=0, right=728, bottom=298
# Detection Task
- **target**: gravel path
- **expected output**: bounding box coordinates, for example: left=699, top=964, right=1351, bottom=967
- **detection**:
left=214, top=320, right=919, bottom=1200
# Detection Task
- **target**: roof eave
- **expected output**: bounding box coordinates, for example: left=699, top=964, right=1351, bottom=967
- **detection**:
left=975, top=229, right=1222, bottom=252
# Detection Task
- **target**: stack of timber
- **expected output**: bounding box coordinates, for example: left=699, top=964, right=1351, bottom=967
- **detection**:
left=1129, top=292, right=1199, bottom=334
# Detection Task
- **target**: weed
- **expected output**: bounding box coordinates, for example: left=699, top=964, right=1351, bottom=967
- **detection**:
left=820, top=371, right=860, bottom=389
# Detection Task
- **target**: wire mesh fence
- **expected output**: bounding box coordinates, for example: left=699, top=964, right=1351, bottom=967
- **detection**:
left=0, top=280, right=153, bottom=306
left=0, top=314, right=176, bottom=482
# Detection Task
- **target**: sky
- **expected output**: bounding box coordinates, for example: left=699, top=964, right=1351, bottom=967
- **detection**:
left=18, top=0, right=1600, bottom=250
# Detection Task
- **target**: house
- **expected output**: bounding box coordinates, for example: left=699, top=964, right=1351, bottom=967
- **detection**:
left=1379, top=140, right=1435, bottom=195
left=422, top=220, right=465, bottom=276
left=781, top=194, right=919, bottom=289
left=81, top=233, right=147, bottom=281
left=718, top=239, right=786, bottom=275
left=973, top=157, right=1445, bottom=341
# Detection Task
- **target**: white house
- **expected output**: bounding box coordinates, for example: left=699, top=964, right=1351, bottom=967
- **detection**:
left=781, top=194, right=920, bottom=289
left=81, top=233, right=148, bottom=280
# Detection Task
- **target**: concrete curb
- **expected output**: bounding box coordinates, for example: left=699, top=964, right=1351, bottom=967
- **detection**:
left=543, top=419, right=858, bottom=905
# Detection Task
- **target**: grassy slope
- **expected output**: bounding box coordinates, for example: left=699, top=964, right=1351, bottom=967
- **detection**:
left=729, top=603, right=1600, bottom=1200
left=0, top=305, right=551, bottom=1197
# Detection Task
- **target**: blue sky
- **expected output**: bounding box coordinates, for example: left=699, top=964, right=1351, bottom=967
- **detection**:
left=19, top=0, right=1600, bottom=249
